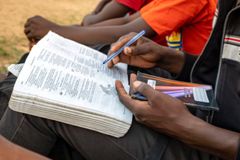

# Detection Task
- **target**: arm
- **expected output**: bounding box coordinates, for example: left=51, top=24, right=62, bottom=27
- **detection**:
left=176, top=114, right=240, bottom=160
left=92, top=12, right=140, bottom=26
left=115, top=78, right=240, bottom=160
left=82, top=0, right=131, bottom=26
left=0, top=135, right=49, bottom=160
left=110, top=34, right=239, bottom=159
left=24, top=16, right=156, bottom=46
left=92, top=0, right=112, bottom=14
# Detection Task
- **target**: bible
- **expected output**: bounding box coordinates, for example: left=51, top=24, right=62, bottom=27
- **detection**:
left=9, top=32, right=132, bottom=138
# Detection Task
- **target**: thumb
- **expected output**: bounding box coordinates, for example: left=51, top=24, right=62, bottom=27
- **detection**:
left=124, top=42, right=153, bottom=56
left=133, top=81, right=157, bottom=101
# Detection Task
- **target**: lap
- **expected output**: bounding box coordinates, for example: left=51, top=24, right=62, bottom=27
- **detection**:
left=0, top=107, right=218, bottom=160
left=0, top=107, right=168, bottom=160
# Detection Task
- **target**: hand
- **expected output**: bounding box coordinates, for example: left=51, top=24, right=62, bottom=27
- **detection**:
left=108, top=33, right=185, bottom=74
left=24, top=15, right=59, bottom=42
left=115, top=74, right=193, bottom=135
left=28, top=40, right=36, bottom=51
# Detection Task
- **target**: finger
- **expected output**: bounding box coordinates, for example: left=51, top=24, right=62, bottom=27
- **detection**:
left=27, top=32, right=35, bottom=40
left=133, top=81, right=157, bottom=101
left=130, top=74, right=137, bottom=94
left=108, top=33, right=137, bottom=55
left=130, top=73, right=137, bottom=84
left=24, top=18, right=31, bottom=28
left=107, top=60, right=114, bottom=68
left=24, top=26, right=31, bottom=35
left=107, top=53, right=120, bottom=68
left=112, top=56, right=120, bottom=65
left=115, top=80, right=139, bottom=114
left=125, top=42, right=154, bottom=56
left=24, top=15, right=37, bottom=27
left=108, top=37, right=131, bottom=55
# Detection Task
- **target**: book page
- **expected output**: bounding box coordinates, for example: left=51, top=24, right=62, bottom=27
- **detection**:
left=7, top=63, right=24, bottom=77
left=13, top=32, right=132, bottom=123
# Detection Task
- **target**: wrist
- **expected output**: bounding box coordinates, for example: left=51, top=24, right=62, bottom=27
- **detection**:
left=157, top=46, right=185, bottom=74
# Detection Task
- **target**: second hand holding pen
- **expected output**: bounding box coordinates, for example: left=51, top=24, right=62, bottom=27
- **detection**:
left=102, top=30, right=146, bottom=65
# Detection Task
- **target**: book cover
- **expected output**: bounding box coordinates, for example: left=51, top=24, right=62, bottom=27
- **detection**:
left=131, top=72, right=219, bottom=111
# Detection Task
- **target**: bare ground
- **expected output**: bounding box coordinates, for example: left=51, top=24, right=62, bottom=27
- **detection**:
left=0, top=0, right=98, bottom=73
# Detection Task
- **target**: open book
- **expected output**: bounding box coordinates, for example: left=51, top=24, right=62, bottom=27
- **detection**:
left=9, top=32, right=132, bottom=138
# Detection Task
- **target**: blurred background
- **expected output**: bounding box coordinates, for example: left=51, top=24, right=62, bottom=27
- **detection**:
left=0, top=0, right=98, bottom=73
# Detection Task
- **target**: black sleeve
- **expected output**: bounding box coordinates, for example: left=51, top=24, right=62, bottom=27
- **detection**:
left=176, top=53, right=198, bottom=82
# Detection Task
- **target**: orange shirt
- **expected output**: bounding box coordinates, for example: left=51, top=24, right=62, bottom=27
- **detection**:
left=140, top=0, right=217, bottom=55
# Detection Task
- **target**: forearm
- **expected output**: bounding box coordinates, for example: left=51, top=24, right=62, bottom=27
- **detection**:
left=92, top=12, right=139, bottom=27
left=173, top=115, right=240, bottom=160
left=83, top=0, right=130, bottom=26
left=53, top=17, right=154, bottom=46
left=53, top=25, right=126, bottom=45
left=92, top=0, right=112, bottom=14
left=92, top=16, right=130, bottom=26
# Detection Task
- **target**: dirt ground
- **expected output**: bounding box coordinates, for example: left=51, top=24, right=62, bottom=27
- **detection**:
left=0, top=0, right=99, bottom=73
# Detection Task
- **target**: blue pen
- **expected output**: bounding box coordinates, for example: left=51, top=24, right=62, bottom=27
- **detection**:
left=102, top=30, right=146, bottom=64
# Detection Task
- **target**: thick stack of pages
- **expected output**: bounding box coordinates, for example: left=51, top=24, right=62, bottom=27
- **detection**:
left=9, top=32, right=132, bottom=138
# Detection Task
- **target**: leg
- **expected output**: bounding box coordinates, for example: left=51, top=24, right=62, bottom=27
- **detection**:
left=0, top=108, right=168, bottom=160
left=0, top=108, right=57, bottom=155
left=0, top=74, right=17, bottom=119
left=0, top=53, right=85, bottom=159
left=0, top=53, right=29, bottom=119
left=0, top=108, right=218, bottom=160
left=161, top=139, right=219, bottom=160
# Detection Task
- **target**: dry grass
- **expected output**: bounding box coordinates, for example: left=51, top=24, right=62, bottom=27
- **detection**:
left=0, top=0, right=99, bottom=73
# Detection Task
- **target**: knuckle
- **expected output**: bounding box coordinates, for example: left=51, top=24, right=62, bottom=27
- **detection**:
left=111, top=42, right=119, bottom=49
left=129, top=32, right=137, bottom=37
left=139, top=84, right=148, bottom=93
left=135, top=113, right=147, bottom=123
left=118, top=35, right=126, bottom=41
left=150, top=91, right=160, bottom=103
left=34, top=15, right=41, bottom=18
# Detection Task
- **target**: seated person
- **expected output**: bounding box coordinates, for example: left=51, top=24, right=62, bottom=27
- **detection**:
left=0, top=0, right=240, bottom=159
left=24, top=0, right=216, bottom=55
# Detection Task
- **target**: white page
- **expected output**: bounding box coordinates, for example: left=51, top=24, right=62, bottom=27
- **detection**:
left=7, top=63, right=24, bottom=77
left=13, top=32, right=132, bottom=123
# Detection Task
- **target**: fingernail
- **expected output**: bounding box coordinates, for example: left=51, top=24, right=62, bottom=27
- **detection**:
left=125, top=47, right=131, bottom=55
left=133, top=81, right=142, bottom=88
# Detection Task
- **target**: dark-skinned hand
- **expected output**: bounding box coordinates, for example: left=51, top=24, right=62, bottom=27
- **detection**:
left=108, top=32, right=185, bottom=74
left=24, top=15, right=59, bottom=42
left=115, top=74, right=193, bottom=135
